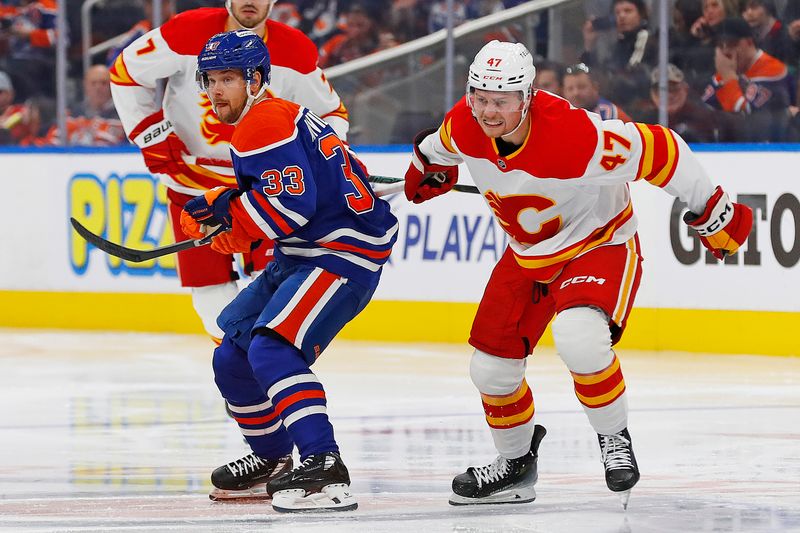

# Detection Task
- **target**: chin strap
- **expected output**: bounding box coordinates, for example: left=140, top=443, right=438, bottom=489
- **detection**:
left=230, top=83, right=268, bottom=125
left=500, top=104, right=531, bottom=141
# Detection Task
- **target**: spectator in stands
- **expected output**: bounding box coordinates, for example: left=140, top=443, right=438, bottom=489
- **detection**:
left=785, top=1, right=800, bottom=68
left=741, top=0, right=792, bottom=62
left=702, top=17, right=792, bottom=140
left=534, top=60, right=564, bottom=96
left=670, top=0, right=717, bottom=92
left=0, top=71, right=44, bottom=144
left=106, top=0, right=175, bottom=65
left=581, top=0, right=657, bottom=111
left=647, top=63, right=718, bottom=142
left=690, top=0, right=740, bottom=42
left=318, top=3, right=379, bottom=68
left=3, top=0, right=58, bottom=100
left=428, top=0, right=470, bottom=33
left=70, top=64, right=119, bottom=120
left=562, top=63, right=632, bottom=121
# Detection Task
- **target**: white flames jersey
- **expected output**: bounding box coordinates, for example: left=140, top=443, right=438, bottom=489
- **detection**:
left=419, top=91, right=716, bottom=282
left=110, top=8, right=349, bottom=195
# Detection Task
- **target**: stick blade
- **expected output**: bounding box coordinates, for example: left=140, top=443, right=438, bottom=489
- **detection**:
left=69, top=217, right=198, bottom=263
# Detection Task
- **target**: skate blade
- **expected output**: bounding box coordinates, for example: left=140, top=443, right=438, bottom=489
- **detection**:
left=448, top=485, right=536, bottom=506
left=209, top=483, right=270, bottom=502
left=618, top=489, right=631, bottom=510
left=272, top=484, right=358, bottom=513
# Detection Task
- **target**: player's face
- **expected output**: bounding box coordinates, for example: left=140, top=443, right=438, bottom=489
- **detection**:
left=229, top=0, right=272, bottom=29
left=204, top=69, right=249, bottom=124
left=469, top=89, right=526, bottom=138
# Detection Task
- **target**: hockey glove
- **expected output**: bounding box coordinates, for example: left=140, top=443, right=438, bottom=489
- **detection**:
left=209, top=221, right=256, bottom=255
left=684, top=185, right=753, bottom=260
left=404, top=128, right=459, bottom=204
left=129, top=110, right=188, bottom=176
left=181, top=186, right=241, bottom=237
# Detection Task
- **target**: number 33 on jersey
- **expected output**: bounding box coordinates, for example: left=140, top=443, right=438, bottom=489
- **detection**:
left=226, top=98, right=398, bottom=287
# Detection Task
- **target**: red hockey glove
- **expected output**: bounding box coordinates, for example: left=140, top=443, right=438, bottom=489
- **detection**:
left=404, top=128, right=459, bottom=204
left=129, top=110, right=188, bottom=176
left=209, top=221, right=256, bottom=255
left=683, top=186, right=753, bottom=260
left=183, top=186, right=241, bottom=228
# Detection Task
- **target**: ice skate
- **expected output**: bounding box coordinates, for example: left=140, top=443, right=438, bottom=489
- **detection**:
left=449, top=424, right=546, bottom=505
left=267, top=451, right=357, bottom=512
left=209, top=452, right=293, bottom=501
left=598, top=428, right=640, bottom=509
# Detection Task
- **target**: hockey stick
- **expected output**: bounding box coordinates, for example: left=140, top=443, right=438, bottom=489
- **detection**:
left=69, top=176, right=403, bottom=263
left=368, top=175, right=480, bottom=195
left=70, top=218, right=228, bottom=263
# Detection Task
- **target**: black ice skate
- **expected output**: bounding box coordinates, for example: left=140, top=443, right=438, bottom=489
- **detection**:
left=267, top=451, right=357, bottom=512
left=449, top=424, right=547, bottom=506
left=598, top=428, right=640, bottom=509
left=209, top=452, right=293, bottom=501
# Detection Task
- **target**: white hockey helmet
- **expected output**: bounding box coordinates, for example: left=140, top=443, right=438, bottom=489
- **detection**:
left=226, top=0, right=276, bottom=30
left=467, top=40, right=535, bottom=94
left=466, top=41, right=536, bottom=136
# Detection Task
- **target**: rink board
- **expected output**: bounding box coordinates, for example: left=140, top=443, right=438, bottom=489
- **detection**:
left=0, top=146, right=798, bottom=355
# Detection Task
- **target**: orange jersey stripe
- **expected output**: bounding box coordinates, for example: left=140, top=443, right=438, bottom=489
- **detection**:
left=272, top=270, right=340, bottom=344
left=320, top=240, right=392, bottom=260
left=273, top=389, right=326, bottom=416
left=234, top=411, right=280, bottom=426
left=251, top=194, right=294, bottom=235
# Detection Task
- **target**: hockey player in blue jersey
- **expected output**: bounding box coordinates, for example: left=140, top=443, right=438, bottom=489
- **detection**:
left=180, top=30, right=398, bottom=512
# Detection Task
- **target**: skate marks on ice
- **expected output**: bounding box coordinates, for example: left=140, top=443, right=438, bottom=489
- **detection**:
left=0, top=489, right=796, bottom=533
left=0, top=330, right=799, bottom=532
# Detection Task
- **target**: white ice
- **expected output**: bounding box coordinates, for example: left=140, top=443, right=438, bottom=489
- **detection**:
left=0, top=329, right=798, bottom=532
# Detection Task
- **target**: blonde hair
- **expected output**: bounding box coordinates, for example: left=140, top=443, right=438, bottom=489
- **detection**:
left=703, top=0, right=742, bottom=18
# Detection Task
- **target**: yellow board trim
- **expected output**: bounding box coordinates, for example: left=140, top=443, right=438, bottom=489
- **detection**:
left=1, top=291, right=798, bottom=356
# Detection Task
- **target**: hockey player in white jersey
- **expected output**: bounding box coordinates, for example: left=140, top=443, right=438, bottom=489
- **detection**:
left=403, top=41, right=753, bottom=508
left=110, top=0, right=349, bottom=342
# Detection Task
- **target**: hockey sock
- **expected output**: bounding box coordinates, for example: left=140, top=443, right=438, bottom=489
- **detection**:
left=480, top=377, right=536, bottom=459
left=571, top=352, right=628, bottom=435
left=213, top=337, right=293, bottom=458
left=250, top=334, right=339, bottom=459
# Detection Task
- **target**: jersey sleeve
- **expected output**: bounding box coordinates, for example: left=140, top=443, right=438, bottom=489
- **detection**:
left=230, top=139, right=317, bottom=241
left=109, top=25, right=185, bottom=138
left=582, top=118, right=716, bottom=213
left=416, top=114, right=465, bottom=167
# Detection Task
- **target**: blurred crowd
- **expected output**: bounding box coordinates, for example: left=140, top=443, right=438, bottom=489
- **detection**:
left=0, top=0, right=797, bottom=146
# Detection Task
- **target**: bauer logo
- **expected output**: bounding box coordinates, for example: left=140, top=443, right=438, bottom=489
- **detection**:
left=68, top=172, right=177, bottom=277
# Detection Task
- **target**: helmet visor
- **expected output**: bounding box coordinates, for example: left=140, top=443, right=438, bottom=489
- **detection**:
left=467, top=89, right=526, bottom=113
left=195, top=69, right=249, bottom=92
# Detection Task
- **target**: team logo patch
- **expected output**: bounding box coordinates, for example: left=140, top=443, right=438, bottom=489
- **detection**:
left=497, top=159, right=507, bottom=169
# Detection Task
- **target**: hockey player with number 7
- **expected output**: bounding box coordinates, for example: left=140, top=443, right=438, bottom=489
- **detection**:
left=404, top=40, right=753, bottom=508
left=180, top=30, right=398, bottom=512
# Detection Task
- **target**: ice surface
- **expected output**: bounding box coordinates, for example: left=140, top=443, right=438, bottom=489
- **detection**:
left=0, top=329, right=798, bottom=532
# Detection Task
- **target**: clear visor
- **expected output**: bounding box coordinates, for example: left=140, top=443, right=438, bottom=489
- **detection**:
left=467, top=88, right=526, bottom=113
left=195, top=70, right=250, bottom=92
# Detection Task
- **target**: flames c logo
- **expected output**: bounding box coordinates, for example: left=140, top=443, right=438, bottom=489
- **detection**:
left=199, top=93, right=235, bottom=145
left=485, top=190, right=561, bottom=246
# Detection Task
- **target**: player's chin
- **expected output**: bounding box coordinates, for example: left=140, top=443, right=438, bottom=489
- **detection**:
left=479, top=122, right=505, bottom=138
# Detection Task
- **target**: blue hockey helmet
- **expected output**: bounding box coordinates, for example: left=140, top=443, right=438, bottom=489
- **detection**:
left=196, top=30, right=271, bottom=90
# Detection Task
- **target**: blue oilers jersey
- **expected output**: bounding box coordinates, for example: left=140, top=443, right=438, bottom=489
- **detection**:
left=228, top=97, right=398, bottom=287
